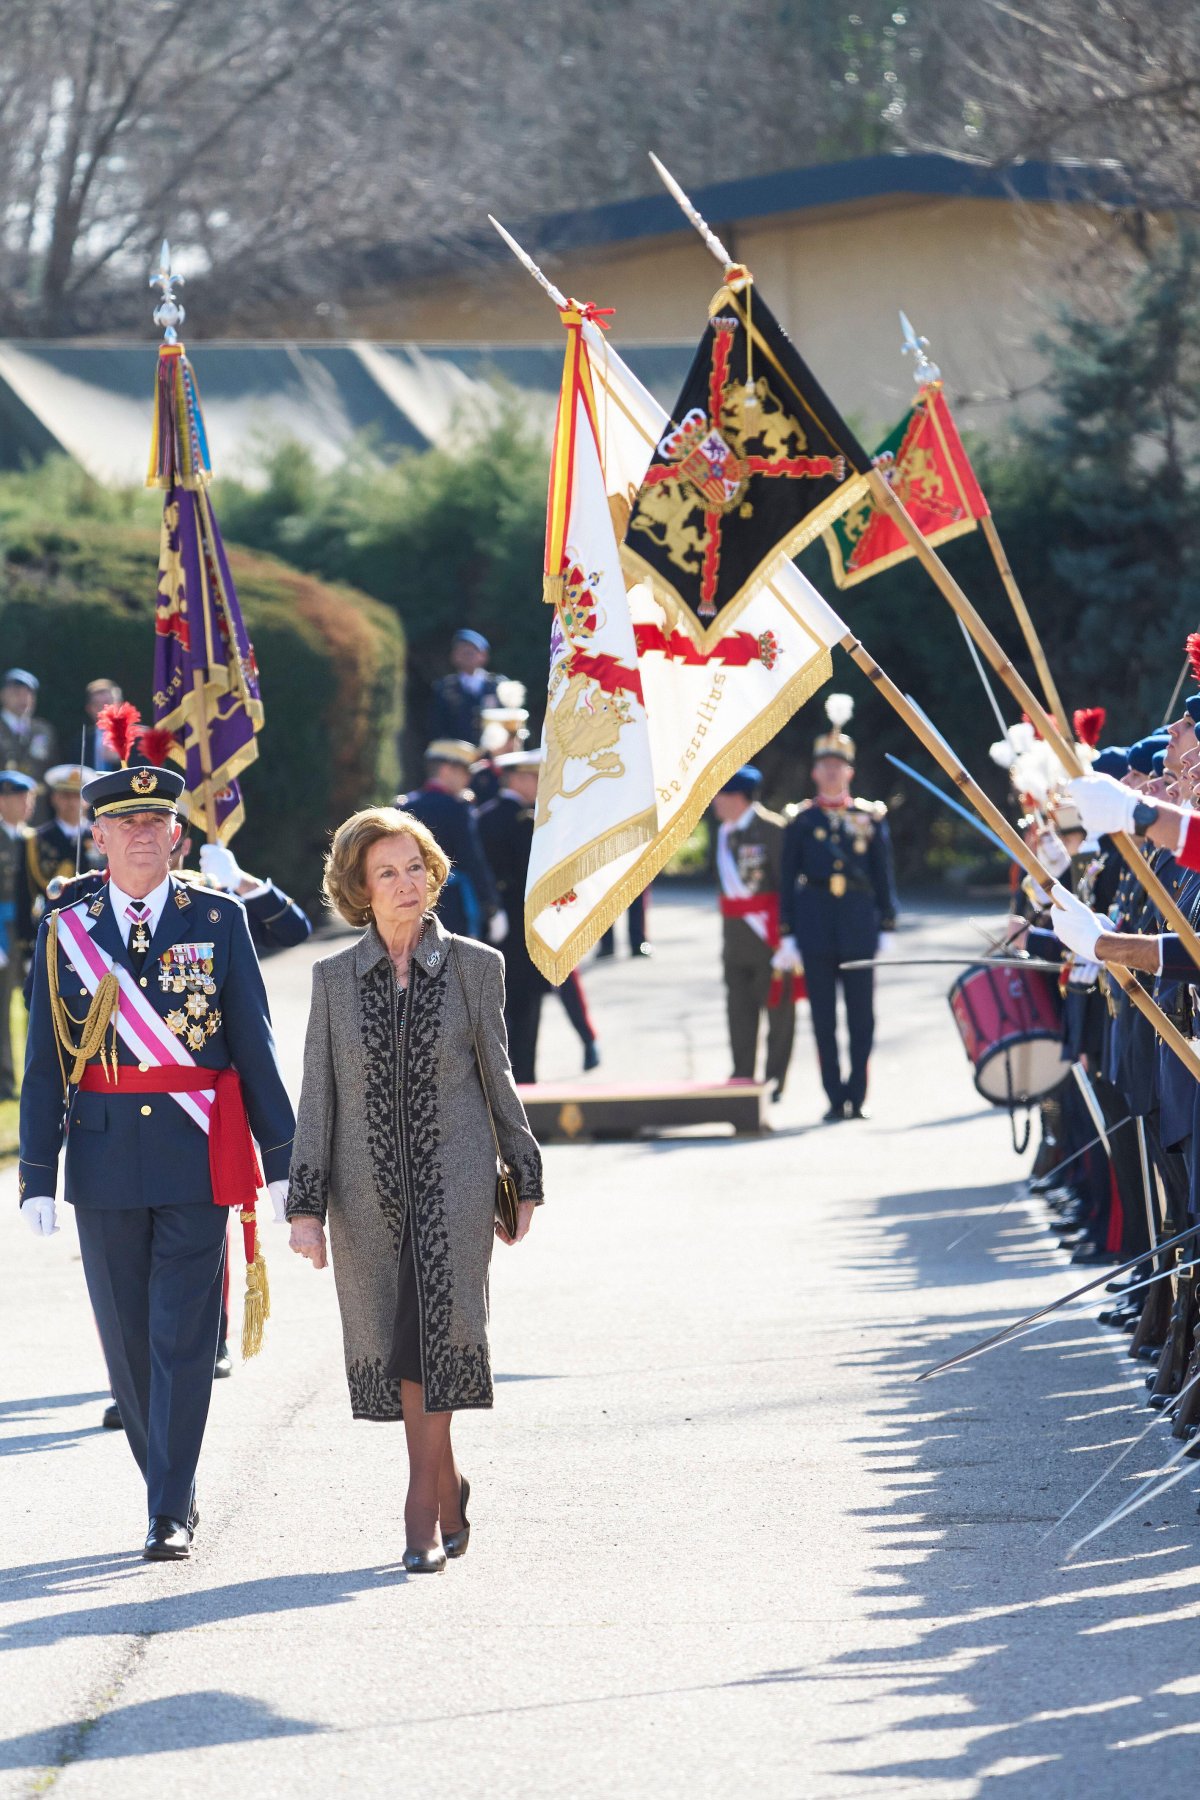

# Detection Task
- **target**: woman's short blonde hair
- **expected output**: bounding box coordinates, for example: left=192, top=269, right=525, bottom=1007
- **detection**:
left=323, top=806, right=452, bottom=926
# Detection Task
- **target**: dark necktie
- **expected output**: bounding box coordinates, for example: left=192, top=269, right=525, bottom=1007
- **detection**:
left=125, top=901, right=151, bottom=974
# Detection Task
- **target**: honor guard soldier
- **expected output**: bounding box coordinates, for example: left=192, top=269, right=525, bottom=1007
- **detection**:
left=1, top=668, right=57, bottom=810
left=477, top=747, right=548, bottom=1083
left=712, top=765, right=795, bottom=1101
left=18, top=740, right=295, bottom=1560
left=778, top=695, right=898, bottom=1122
left=26, top=764, right=105, bottom=917
left=0, top=770, right=38, bottom=1099
left=428, top=629, right=508, bottom=746
left=400, top=740, right=503, bottom=944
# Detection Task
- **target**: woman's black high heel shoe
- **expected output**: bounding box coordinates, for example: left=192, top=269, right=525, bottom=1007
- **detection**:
left=442, top=1476, right=471, bottom=1559
left=402, top=1543, right=447, bottom=1574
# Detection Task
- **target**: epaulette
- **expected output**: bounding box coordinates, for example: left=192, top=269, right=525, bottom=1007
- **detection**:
left=852, top=797, right=888, bottom=819
left=42, top=871, right=106, bottom=914
left=175, top=868, right=221, bottom=891
left=783, top=799, right=814, bottom=820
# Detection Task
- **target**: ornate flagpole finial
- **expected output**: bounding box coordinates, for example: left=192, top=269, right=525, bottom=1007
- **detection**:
left=150, top=238, right=185, bottom=343
left=899, top=310, right=940, bottom=386
left=487, top=216, right=569, bottom=310
left=649, top=154, right=734, bottom=270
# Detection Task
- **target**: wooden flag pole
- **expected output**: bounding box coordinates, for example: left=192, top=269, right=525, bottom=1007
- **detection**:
left=837, top=627, right=1200, bottom=1084
left=865, top=468, right=1200, bottom=976
left=977, top=510, right=1071, bottom=743
left=646, top=157, right=1200, bottom=976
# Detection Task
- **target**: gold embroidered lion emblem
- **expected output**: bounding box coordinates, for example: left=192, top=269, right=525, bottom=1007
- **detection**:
left=536, top=673, right=628, bottom=828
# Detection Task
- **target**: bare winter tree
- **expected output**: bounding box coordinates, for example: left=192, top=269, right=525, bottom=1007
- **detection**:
left=915, top=2, right=1200, bottom=284
left=0, top=0, right=949, bottom=336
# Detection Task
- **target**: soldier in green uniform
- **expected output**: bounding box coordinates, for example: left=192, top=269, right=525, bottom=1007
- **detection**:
left=712, top=766, right=795, bottom=1102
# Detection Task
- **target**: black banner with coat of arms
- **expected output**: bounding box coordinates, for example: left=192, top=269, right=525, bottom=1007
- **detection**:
left=619, top=275, right=872, bottom=637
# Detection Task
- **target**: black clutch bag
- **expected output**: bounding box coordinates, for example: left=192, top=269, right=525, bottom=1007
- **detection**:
left=453, top=943, right=521, bottom=1237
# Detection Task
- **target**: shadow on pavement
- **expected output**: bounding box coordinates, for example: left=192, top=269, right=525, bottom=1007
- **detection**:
left=0, top=1690, right=321, bottom=1769
left=819, top=1178, right=1200, bottom=1792
left=0, top=1563, right=414, bottom=1654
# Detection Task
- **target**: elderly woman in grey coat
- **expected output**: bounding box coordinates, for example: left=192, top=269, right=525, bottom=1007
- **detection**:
left=287, top=806, right=543, bottom=1573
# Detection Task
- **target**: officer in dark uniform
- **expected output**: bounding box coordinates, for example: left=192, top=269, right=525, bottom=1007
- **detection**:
left=477, top=747, right=548, bottom=1083
left=0, top=769, right=37, bottom=1099
left=400, top=739, right=501, bottom=943
left=779, top=695, right=898, bottom=1122
left=712, top=765, right=795, bottom=1100
left=471, top=681, right=530, bottom=809
left=25, top=764, right=105, bottom=917
left=428, top=629, right=508, bottom=746
left=19, top=754, right=295, bottom=1560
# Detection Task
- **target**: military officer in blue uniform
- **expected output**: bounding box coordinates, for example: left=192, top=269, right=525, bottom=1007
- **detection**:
left=399, top=739, right=503, bottom=943
left=777, top=695, right=898, bottom=1122
left=18, top=756, right=295, bottom=1560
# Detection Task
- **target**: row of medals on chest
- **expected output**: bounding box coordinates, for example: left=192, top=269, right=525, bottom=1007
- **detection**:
left=149, top=938, right=222, bottom=1051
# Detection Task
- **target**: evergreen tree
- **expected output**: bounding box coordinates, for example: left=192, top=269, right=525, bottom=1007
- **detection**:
left=1027, top=231, right=1200, bottom=723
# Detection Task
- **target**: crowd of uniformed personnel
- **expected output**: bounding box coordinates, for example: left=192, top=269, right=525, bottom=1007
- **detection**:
left=974, top=661, right=1200, bottom=1451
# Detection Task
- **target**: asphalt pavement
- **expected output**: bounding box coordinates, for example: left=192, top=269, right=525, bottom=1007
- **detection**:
left=2, top=890, right=1199, bottom=1799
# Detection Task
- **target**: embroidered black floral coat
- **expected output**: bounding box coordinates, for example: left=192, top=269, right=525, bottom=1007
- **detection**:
left=287, top=912, right=544, bottom=1419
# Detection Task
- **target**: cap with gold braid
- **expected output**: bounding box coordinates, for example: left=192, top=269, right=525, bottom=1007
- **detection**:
left=813, top=692, right=856, bottom=765
left=82, top=702, right=185, bottom=817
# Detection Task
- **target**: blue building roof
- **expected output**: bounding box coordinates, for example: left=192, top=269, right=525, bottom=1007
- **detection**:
left=525, top=151, right=1137, bottom=257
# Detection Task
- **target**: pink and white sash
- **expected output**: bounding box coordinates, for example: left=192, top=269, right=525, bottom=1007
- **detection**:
left=57, top=906, right=215, bottom=1135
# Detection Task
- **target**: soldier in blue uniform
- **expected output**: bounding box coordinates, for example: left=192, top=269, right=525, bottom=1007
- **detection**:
left=427, top=629, right=508, bottom=745
left=18, top=755, right=295, bottom=1560
left=399, top=739, right=502, bottom=943
left=777, top=695, right=898, bottom=1122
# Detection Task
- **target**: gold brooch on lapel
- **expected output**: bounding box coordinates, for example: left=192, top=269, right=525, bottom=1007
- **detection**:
left=174, top=888, right=191, bottom=911
left=89, top=897, right=105, bottom=917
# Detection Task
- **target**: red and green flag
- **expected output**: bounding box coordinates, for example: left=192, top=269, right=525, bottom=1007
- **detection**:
left=822, top=383, right=988, bottom=589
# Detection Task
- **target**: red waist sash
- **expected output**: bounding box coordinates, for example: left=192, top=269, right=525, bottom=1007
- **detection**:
left=719, top=891, right=781, bottom=946
left=78, top=1064, right=263, bottom=1212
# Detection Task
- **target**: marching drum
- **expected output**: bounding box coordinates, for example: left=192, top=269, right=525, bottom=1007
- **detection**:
left=948, top=962, right=1068, bottom=1107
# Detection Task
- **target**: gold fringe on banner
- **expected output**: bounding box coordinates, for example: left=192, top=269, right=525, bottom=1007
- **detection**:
left=543, top=573, right=567, bottom=605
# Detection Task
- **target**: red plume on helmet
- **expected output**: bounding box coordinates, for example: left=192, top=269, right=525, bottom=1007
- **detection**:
left=1186, top=633, right=1200, bottom=684
left=138, top=726, right=177, bottom=766
left=1072, top=706, right=1106, bottom=749
left=96, top=701, right=143, bottom=768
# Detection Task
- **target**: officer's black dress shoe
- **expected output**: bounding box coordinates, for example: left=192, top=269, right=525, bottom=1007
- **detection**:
left=846, top=1103, right=871, bottom=1121
left=213, top=1340, right=233, bottom=1379
left=144, top=1516, right=192, bottom=1560
left=443, top=1475, right=471, bottom=1559
left=822, top=1103, right=846, bottom=1124
left=770, top=1082, right=784, bottom=1104
left=583, top=1041, right=600, bottom=1072
left=402, top=1543, right=447, bottom=1574
left=102, top=1401, right=124, bottom=1431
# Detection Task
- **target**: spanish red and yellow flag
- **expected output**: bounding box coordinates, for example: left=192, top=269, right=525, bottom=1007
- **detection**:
left=822, top=383, right=989, bottom=589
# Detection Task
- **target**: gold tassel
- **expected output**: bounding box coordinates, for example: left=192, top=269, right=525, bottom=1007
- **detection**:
left=241, top=1247, right=271, bottom=1360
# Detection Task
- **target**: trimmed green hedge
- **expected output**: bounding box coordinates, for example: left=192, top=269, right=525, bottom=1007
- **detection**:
left=0, top=483, right=404, bottom=907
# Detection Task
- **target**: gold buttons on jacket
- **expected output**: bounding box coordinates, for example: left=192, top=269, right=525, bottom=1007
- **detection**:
left=138, top=1062, right=150, bottom=1073
left=140, top=1104, right=152, bottom=1116
left=139, top=977, right=148, bottom=987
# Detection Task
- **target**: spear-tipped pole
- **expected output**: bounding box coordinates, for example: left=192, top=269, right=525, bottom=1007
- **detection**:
left=899, top=309, right=941, bottom=385
left=149, top=237, right=185, bottom=343
left=648, top=153, right=735, bottom=269
left=487, top=216, right=568, bottom=309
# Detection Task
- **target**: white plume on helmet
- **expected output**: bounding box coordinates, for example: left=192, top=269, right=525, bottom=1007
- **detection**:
left=824, top=693, right=854, bottom=728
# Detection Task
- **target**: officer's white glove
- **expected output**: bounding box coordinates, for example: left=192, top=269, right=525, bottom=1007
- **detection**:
left=21, top=1197, right=58, bottom=1238
left=1036, top=829, right=1072, bottom=878
left=877, top=931, right=897, bottom=957
left=487, top=908, right=509, bottom=945
left=267, top=1179, right=289, bottom=1224
left=200, top=843, right=243, bottom=889
left=771, top=935, right=803, bottom=973
left=1050, top=881, right=1106, bottom=959
left=1067, top=773, right=1140, bottom=839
